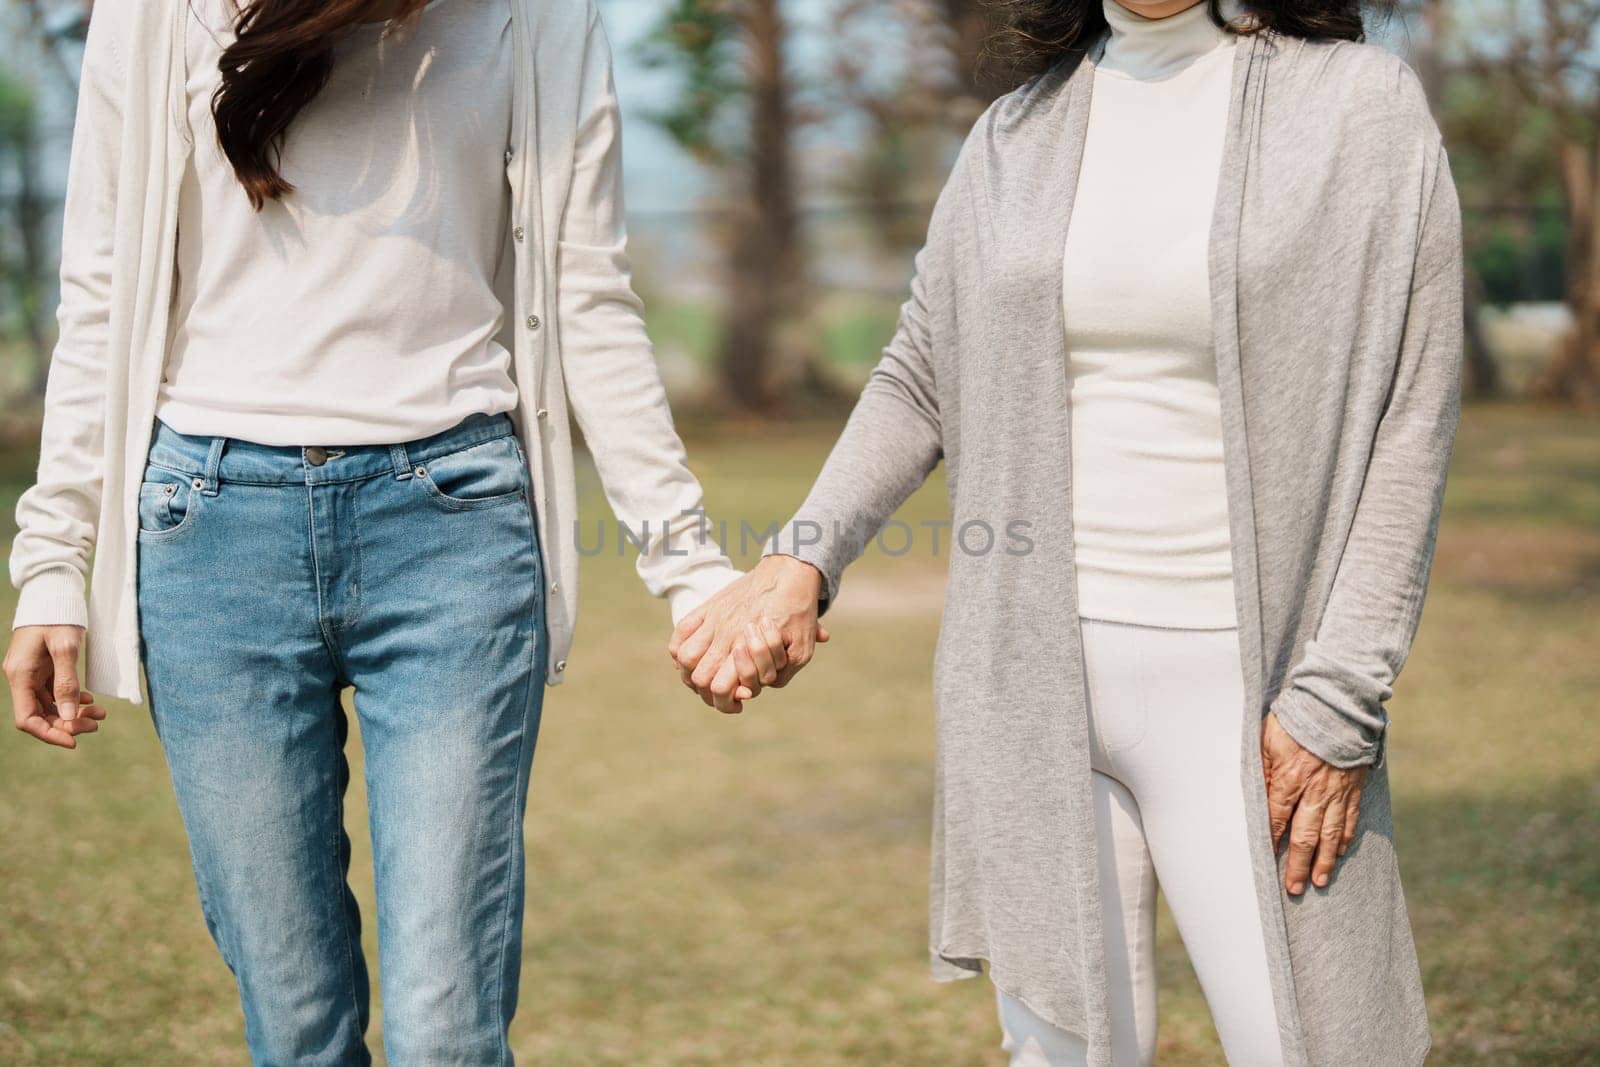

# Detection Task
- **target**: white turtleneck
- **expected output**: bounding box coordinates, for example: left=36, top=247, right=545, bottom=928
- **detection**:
left=1064, top=0, right=1239, bottom=629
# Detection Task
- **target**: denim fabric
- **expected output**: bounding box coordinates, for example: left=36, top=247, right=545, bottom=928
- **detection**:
left=136, top=411, right=547, bottom=1066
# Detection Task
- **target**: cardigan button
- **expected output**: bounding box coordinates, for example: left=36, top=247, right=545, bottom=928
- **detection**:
left=535, top=408, right=548, bottom=420
left=513, top=226, right=525, bottom=242
left=526, top=314, right=541, bottom=331
left=553, top=659, right=567, bottom=674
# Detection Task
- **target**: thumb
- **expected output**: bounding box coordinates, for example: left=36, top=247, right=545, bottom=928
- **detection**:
left=50, top=639, right=81, bottom=722
left=816, top=624, right=830, bottom=644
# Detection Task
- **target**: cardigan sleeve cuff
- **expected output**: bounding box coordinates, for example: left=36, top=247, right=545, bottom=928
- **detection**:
left=1269, top=686, right=1386, bottom=770
left=12, top=567, right=90, bottom=630
left=666, top=564, right=743, bottom=626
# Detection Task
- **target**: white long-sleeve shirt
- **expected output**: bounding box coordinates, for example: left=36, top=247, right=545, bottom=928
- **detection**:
left=1064, top=0, right=1239, bottom=628
left=157, top=0, right=520, bottom=445
left=9, top=0, right=739, bottom=700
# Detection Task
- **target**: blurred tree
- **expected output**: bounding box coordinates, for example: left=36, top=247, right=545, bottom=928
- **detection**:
left=1447, top=0, right=1600, bottom=404
left=0, top=72, right=51, bottom=396
left=828, top=0, right=997, bottom=260
left=15, top=0, right=92, bottom=93
left=5, top=0, right=91, bottom=400
left=638, top=0, right=822, bottom=413
left=1409, top=0, right=1502, bottom=397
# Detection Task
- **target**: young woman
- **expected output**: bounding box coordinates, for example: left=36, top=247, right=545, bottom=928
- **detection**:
left=5, top=0, right=736, bottom=1061
left=672, top=0, right=1460, bottom=1064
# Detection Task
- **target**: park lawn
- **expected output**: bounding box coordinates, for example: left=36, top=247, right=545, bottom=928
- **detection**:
left=0, top=402, right=1595, bottom=1065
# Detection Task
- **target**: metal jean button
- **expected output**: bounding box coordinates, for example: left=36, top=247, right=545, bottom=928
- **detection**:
left=305, top=446, right=329, bottom=467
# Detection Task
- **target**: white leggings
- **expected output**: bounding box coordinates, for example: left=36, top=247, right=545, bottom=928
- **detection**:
left=996, top=619, right=1285, bottom=1066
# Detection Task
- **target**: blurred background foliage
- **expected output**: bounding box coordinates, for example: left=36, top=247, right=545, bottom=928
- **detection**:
left=5, top=0, right=1600, bottom=411
left=1, top=1, right=1597, bottom=1064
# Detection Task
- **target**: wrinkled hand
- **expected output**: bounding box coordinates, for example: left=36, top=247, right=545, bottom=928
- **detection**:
left=668, top=555, right=829, bottom=714
left=5, top=625, right=109, bottom=749
left=1262, top=711, right=1367, bottom=896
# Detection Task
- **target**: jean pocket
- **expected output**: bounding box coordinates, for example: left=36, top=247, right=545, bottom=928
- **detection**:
left=137, top=469, right=200, bottom=541
left=414, top=435, right=528, bottom=511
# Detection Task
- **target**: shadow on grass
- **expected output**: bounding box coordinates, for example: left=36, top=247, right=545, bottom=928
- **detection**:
left=1399, top=775, right=1599, bottom=1065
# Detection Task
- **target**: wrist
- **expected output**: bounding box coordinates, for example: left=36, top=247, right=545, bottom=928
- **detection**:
left=758, top=553, right=823, bottom=598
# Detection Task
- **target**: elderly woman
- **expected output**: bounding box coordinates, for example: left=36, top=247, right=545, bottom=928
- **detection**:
left=671, top=0, right=1460, bottom=1063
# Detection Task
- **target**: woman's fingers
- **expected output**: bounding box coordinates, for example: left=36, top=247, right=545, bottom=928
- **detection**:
left=59, top=716, right=100, bottom=737
left=46, top=632, right=82, bottom=722
left=1283, top=793, right=1327, bottom=895
left=1264, top=754, right=1303, bottom=849
left=1311, top=793, right=1347, bottom=889
left=734, top=621, right=787, bottom=701
left=731, top=640, right=763, bottom=700
left=689, top=632, right=731, bottom=690
left=749, top=621, right=786, bottom=685
left=770, top=619, right=822, bottom=688
left=17, top=683, right=76, bottom=749
left=1339, top=786, right=1363, bottom=856
left=667, top=608, right=707, bottom=664
left=14, top=696, right=76, bottom=748
left=707, top=656, right=744, bottom=715
left=1262, top=712, right=1370, bottom=893
left=678, top=621, right=722, bottom=679
left=5, top=627, right=99, bottom=748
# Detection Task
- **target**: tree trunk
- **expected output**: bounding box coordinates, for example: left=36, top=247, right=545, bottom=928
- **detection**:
left=16, top=133, right=52, bottom=395
left=1416, top=0, right=1499, bottom=400
left=1534, top=138, right=1600, bottom=404
left=1462, top=269, right=1502, bottom=399
left=718, top=0, right=805, bottom=412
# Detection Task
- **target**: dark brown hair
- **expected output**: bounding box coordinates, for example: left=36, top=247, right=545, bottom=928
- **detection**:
left=211, top=0, right=428, bottom=210
left=990, top=1, right=1384, bottom=86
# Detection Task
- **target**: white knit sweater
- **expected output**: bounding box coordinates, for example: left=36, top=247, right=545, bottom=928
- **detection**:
left=1063, top=0, right=1239, bottom=629
left=156, top=0, right=521, bottom=445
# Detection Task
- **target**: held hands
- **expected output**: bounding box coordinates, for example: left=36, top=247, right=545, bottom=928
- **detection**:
left=668, top=555, right=829, bottom=714
left=4, top=625, right=109, bottom=749
left=1262, top=710, right=1367, bottom=896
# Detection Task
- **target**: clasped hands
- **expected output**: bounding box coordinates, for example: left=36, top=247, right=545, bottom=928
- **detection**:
left=668, top=555, right=829, bottom=714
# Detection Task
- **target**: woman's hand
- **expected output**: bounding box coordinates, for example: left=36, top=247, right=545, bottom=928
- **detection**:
left=4, top=625, right=108, bottom=749
left=1262, top=711, right=1367, bottom=896
left=668, top=555, right=829, bottom=714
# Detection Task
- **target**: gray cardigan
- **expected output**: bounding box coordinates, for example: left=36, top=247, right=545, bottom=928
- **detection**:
left=771, top=29, right=1459, bottom=1067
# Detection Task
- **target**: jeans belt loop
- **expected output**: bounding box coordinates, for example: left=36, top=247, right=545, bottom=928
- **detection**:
left=201, top=436, right=227, bottom=497
left=389, top=443, right=414, bottom=480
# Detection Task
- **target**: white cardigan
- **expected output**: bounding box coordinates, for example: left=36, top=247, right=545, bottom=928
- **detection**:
left=10, top=0, right=740, bottom=702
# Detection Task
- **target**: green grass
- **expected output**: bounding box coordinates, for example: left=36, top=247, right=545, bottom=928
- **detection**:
left=1, top=404, right=1596, bottom=1065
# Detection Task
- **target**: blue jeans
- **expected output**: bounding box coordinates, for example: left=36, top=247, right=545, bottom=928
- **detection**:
left=136, top=411, right=547, bottom=1066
